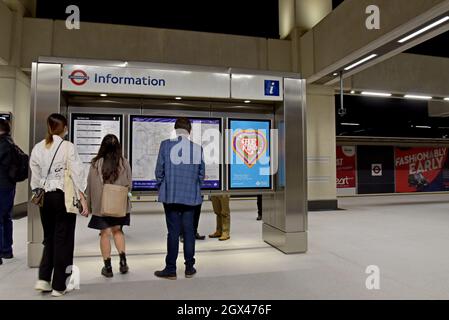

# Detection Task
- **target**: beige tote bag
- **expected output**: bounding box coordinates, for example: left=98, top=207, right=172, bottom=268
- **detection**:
left=64, top=142, right=81, bottom=214
left=99, top=164, right=128, bottom=218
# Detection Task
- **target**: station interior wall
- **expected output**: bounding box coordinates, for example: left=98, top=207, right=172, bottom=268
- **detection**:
left=0, top=0, right=339, bottom=210
left=7, top=0, right=448, bottom=211
left=0, top=65, right=30, bottom=206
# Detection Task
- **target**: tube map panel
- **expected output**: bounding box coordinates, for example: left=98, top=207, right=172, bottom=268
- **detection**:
left=130, top=116, right=221, bottom=191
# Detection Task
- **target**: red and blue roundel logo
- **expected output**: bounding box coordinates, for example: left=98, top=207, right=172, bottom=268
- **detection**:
left=68, top=69, right=89, bottom=86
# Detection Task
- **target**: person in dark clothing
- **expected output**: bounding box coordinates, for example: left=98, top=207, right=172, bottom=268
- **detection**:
left=193, top=204, right=206, bottom=240
left=257, top=195, right=262, bottom=221
left=0, top=119, right=16, bottom=266
left=180, top=202, right=206, bottom=243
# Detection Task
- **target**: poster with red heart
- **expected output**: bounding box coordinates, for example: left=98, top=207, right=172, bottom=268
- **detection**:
left=395, top=147, right=449, bottom=193
left=336, top=146, right=357, bottom=195
left=229, top=119, right=271, bottom=189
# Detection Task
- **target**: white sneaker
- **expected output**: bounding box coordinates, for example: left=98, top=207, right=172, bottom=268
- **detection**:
left=51, top=285, right=74, bottom=297
left=51, top=290, right=65, bottom=297
left=34, top=280, right=52, bottom=292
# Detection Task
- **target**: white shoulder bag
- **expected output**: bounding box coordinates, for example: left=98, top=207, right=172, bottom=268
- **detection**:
left=64, top=142, right=82, bottom=214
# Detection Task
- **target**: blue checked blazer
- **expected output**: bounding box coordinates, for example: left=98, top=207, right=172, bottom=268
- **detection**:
left=155, top=135, right=205, bottom=206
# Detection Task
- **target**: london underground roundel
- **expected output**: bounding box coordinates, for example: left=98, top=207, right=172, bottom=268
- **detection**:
left=68, top=69, right=89, bottom=86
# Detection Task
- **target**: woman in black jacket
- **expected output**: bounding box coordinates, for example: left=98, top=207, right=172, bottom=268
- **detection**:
left=0, top=119, right=16, bottom=266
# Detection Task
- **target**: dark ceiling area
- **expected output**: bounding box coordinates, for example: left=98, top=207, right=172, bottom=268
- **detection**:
left=406, top=31, right=449, bottom=58
left=336, top=95, right=449, bottom=139
left=332, top=0, right=345, bottom=9
left=36, top=0, right=280, bottom=39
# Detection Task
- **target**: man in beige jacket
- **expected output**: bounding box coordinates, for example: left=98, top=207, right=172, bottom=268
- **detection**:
left=209, top=195, right=231, bottom=241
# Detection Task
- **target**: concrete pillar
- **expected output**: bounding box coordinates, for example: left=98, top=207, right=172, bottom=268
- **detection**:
left=0, top=1, right=13, bottom=64
left=306, top=85, right=338, bottom=210
left=8, top=10, right=24, bottom=67
left=295, top=0, right=333, bottom=31
left=4, top=0, right=31, bottom=67
left=279, top=0, right=337, bottom=209
left=279, top=0, right=333, bottom=39
left=3, top=0, right=36, bottom=17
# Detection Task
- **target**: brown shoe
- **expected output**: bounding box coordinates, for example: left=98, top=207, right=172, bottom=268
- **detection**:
left=209, top=231, right=222, bottom=238
left=219, top=234, right=230, bottom=241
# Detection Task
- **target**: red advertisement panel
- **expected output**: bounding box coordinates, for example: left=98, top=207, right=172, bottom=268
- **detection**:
left=395, top=147, right=449, bottom=193
left=336, top=146, right=356, bottom=189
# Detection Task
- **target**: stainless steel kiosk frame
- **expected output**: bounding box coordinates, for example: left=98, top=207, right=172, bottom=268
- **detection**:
left=28, top=57, right=307, bottom=267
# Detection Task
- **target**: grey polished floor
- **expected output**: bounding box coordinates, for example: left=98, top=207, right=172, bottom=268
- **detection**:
left=2, top=194, right=449, bottom=300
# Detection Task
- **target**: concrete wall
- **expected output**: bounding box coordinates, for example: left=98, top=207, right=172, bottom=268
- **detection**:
left=21, top=19, right=293, bottom=72
left=300, top=0, right=447, bottom=79
left=0, top=1, right=13, bottom=64
left=350, top=53, right=449, bottom=97
left=0, top=66, right=30, bottom=205
left=17, top=16, right=340, bottom=207
left=306, top=85, right=337, bottom=205
left=0, top=67, right=15, bottom=111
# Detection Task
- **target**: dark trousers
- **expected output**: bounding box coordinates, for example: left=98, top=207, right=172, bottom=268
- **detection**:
left=257, top=195, right=262, bottom=217
left=163, top=203, right=195, bottom=273
left=193, top=204, right=202, bottom=234
left=39, top=190, right=76, bottom=292
left=0, top=187, right=15, bottom=256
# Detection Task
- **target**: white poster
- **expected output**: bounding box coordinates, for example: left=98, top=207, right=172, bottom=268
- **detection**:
left=71, top=114, right=122, bottom=173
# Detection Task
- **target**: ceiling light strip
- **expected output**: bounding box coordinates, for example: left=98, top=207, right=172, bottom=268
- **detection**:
left=344, top=54, right=378, bottom=71
left=398, top=16, right=449, bottom=43
left=361, top=91, right=392, bottom=97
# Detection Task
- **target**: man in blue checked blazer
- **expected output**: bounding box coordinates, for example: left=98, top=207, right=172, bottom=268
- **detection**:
left=154, top=118, right=205, bottom=280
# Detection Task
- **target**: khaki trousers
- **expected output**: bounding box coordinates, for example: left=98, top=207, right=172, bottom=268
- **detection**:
left=210, top=195, right=230, bottom=236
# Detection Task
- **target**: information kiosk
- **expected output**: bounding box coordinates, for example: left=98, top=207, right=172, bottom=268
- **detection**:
left=28, top=57, right=307, bottom=266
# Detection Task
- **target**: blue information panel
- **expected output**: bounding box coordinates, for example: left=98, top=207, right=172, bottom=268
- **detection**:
left=228, top=119, right=271, bottom=189
left=130, top=116, right=221, bottom=191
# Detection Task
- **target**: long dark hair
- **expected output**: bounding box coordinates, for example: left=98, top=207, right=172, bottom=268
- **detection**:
left=92, top=134, right=123, bottom=183
left=46, top=114, right=67, bottom=145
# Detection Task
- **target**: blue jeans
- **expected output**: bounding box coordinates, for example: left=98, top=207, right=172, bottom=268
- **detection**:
left=163, top=203, right=196, bottom=273
left=0, top=187, right=15, bottom=256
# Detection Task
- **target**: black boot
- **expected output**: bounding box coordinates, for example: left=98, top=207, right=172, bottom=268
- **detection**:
left=101, top=258, right=113, bottom=278
left=119, top=252, right=129, bottom=274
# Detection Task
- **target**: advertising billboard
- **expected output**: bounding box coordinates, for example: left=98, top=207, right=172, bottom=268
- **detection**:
left=336, top=146, right=357, bottom=195
left=395, top=147, right=449, bottom=193
left=228, top=119, right=271, bottom=189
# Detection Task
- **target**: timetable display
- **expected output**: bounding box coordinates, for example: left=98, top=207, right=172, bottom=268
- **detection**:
left=70, top=113, right=123, bottom=170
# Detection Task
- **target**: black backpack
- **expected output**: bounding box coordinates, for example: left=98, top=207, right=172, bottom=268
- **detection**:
left=8, top=143, right=29, bottom=183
